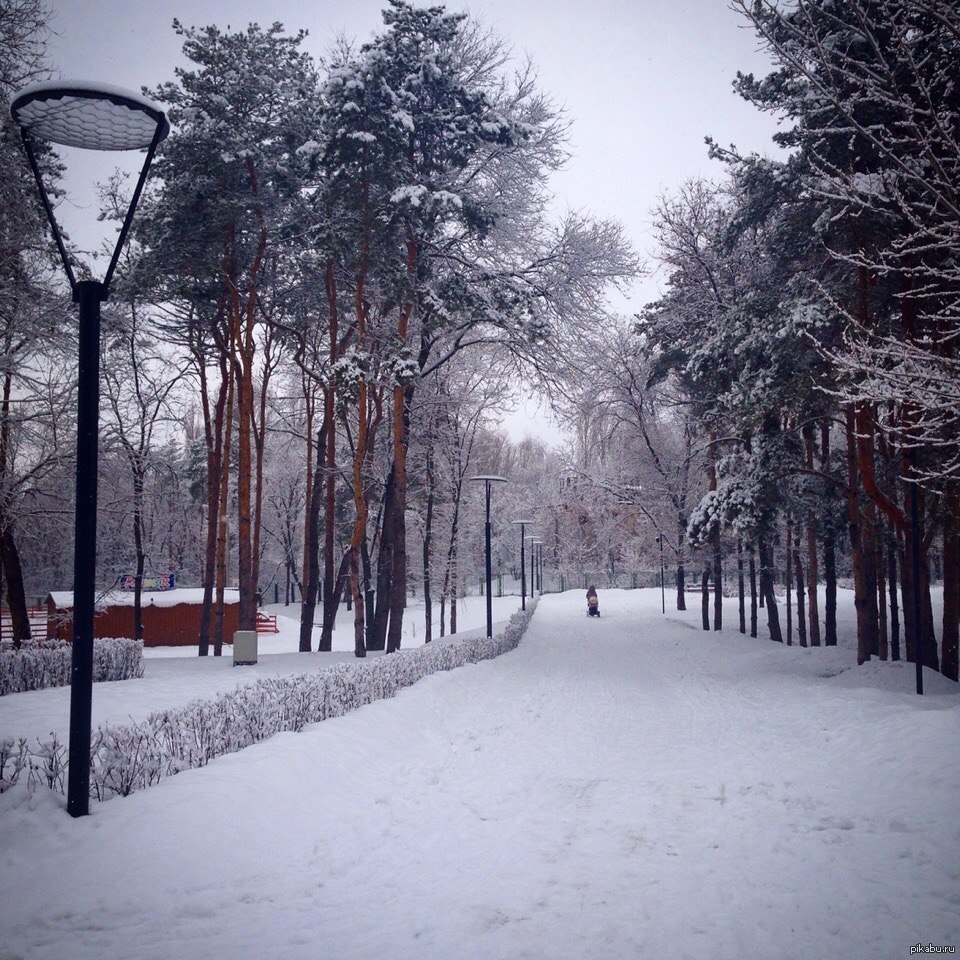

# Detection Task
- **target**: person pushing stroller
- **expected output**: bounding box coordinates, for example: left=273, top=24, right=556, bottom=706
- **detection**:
left=586, top=585, right=600, bottom=617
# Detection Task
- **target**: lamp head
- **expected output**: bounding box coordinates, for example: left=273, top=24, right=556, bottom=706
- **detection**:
left=10, top=81, right=169, bottom=151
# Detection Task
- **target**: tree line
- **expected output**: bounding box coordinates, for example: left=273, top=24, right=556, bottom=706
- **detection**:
left=550, top=0, right=959, bottom=681
left=0, top=1, right=635, bottom=653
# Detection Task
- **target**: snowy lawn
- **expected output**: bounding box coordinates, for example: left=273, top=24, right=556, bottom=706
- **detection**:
left=0, top=588, right=957, bottom=960
left=0, top=594, right=521, bottom=743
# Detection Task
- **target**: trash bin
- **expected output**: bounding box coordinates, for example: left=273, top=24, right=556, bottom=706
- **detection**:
left=233, top=629, right=258, bottom=666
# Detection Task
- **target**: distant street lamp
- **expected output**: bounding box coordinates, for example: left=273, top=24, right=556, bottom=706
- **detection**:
left=11, top=81, right=169, bottom=818
left=655, top=533, right=666, bottom=614
left=469, top=476, right=507, bottom=637
left=527, top=537, right=542, bottom=600
left=512, top=520, right=535, bottom=610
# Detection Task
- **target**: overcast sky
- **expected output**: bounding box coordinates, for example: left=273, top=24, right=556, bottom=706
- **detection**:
left=40, top=0, right=782, bottom=444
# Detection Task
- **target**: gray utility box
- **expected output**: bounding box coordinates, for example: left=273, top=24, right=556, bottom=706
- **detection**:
left=233, top=630, right=258, bottom=666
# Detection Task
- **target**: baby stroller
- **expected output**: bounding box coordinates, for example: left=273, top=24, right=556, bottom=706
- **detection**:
left=586, top=587, right=600, bottom=617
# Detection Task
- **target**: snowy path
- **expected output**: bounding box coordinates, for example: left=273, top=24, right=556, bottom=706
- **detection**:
left=1, top=589, right=958, bottom=960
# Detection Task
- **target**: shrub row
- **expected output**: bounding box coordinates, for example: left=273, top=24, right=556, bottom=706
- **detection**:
left=0, top=637, right=144, bottom=697
left=0, top=601, right=536, bottom=801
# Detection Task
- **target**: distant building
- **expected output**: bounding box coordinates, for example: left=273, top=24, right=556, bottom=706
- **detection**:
left=45, top=589, right=239, bottom=648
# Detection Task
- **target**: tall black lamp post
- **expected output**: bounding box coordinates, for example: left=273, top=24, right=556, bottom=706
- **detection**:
left=11, top=81, right=169, bottom=817
left=512, top=520, right=534, bottom=610
left=655, top=533, right=666, bottom=614
left=469, top=476, right=507, bottom=637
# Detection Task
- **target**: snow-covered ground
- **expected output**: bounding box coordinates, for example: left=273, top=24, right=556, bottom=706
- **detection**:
left=1, top=588, right=957, bottom=960
left=0, top=594, right=522, bottom=743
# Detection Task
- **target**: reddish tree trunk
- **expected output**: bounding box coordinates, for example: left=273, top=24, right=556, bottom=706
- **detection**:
left=213, top=359, right=235, bottom=656
left=197, top=346, right=228, bottom=657
left=845, top=406, right=876, bottom=664
left=319, top=383, right=338, bottom=653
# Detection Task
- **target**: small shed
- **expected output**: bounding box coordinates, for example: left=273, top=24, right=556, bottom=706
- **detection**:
left=46, top=588, right=240, bottom=648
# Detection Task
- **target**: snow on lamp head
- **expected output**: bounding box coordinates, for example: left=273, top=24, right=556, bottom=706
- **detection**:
left=10, top=80, right=169, bottom=292
left=10, top=80, right=169, bottom=151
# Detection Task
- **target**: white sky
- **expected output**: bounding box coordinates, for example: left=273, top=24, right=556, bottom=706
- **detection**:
left=40, top=0, right=782, bottom=446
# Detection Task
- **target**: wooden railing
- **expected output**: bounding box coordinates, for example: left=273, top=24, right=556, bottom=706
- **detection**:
left=0, top=605, right=48, bottom=641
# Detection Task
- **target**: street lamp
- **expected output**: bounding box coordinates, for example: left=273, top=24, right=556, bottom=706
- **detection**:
left=512, top=520, right=535, bottom=610
left=655, top=533, right=666, bottom=614
left=11, top=81, right=169, bottom=818
left=527, top=536, right=542, bottom=600
left=469, top=476, right=507, bottom=638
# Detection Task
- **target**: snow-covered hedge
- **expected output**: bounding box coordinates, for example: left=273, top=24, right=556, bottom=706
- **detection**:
left=0, top=638, right=144, bottom=697
left=0, top=601, right=536, bottom=801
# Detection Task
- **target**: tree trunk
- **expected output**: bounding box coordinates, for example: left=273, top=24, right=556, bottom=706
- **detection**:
left=820, top=419, right=838, bottom=646
left=450, top=542, right=458, bottom=635
left=900, top=479, right=939, bottom=670
left=845, top=406, right=876, bottom=664
left=920, top=546, right=939, bottom=672
left=0, top=366, right=30, bottom=647
left=0, top=524, right=30, bottom=647
left=876, top=526, right=888, bottom=661
left=941, top=500, right=959, bottom=681
left=749, top=549, right=757, bottom=638
left=423, top=440, right=435, bottom=644
left=370, top=467, right=396, bottom=652
left=299, top=420, right=326, bottom=653
left=197, top=349, right=228, bottom=657
left=785, top=516, right=793, bottom=647
left=319, top=255, right=340, bottom=653
left=737, top=538, right=745, bottom=635
left=348, top=545, right=365, bottom=658
left=676, top=513, right=686, bottom=610
left=385, top=236, right=418, bottom=655
left=887, top=530, right=901, bottom=662
left=319, top=385, right=337, bottom=652
left=213, top=363, right=235, bottom=657
left=712, top=541, right=722, bottom=631
left=132, top=472, right=145, bottom=644
left=441, top=476, right=463, bottom=637
left=708, top=431, right=721, bottom=630
left=235, top=344, right=256, bottom=632
left=803, top=424, right=821, bottom=647
left=758, top=536, right=783, bottom=643
left=701, top=564, right=709, bottom=631
left=362, top=533, right=376, bottom=648
left=793, top=538, right=807, bottom=648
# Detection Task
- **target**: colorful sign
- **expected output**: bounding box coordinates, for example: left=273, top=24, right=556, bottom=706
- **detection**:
left=118, top=573, right=175, bottom=592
